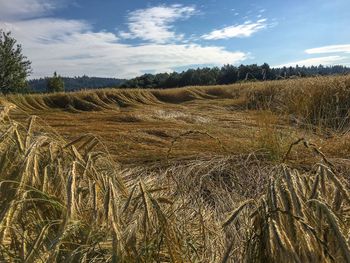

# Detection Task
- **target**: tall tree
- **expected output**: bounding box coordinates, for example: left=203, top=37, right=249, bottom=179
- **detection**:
left=47, top=72, right=65, bottom=93
left=0, top=31, right=32, bottom=94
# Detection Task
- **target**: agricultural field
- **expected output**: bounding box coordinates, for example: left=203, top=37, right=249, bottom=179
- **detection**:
left=1, top=75, right=350, bottom=262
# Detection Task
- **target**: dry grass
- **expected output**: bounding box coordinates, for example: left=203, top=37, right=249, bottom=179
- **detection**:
left=245, top=75, right=350, bottom=131
left=1, top=75, right=350, bottom=262
left=5, top=75, right=350, bottom=165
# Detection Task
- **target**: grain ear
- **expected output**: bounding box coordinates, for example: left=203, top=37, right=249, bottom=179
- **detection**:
left=222, top=199, right=254, bottom=228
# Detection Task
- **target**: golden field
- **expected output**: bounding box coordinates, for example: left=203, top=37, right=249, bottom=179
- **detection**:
left=1, top=75, right=350, bottom=262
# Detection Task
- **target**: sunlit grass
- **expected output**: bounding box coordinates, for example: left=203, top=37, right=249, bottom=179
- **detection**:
left=1, top=75, right=350, bottom=261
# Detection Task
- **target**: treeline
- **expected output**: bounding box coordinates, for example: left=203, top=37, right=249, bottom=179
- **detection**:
left=121, top=64, right=350, bottom=89
left=27, top=64, right=350, bottom=92
left=29, top=75, right=126, bottom=92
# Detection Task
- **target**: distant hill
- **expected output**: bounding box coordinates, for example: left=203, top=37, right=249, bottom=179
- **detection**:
left=29, top=76, right=126, bottom=92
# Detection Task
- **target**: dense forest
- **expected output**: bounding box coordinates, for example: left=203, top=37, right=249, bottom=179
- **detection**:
left=28, top=64, right=350, bottom=92
left=29, top=76, right=126, bottom=92
left=121, top=64, right=350, bottom=89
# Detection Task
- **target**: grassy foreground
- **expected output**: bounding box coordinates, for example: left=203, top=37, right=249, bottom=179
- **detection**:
left=1, top=76, right=350, bottom=262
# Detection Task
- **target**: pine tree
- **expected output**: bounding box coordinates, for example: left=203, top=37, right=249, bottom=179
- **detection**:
left=0, top=31, right=32, bottom=94
left=47, top=72, right=65, bottom=93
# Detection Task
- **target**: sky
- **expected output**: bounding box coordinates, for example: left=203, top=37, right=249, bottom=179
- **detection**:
left=0, top=0, right=349, bottom=79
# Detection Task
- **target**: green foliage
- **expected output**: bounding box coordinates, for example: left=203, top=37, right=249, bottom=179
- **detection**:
left=0, top=31, right=32, bottom=94
left=47, top=72, right=65, bottom=93
left=121, top=63, right=350, bottom=89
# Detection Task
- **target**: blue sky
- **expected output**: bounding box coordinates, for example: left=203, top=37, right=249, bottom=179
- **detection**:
left=1, top=0, right=349, bottom=79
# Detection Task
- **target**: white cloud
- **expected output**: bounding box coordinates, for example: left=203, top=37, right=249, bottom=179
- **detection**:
left=305, top=44, right=350, bottom=54
left=0, top=1, right=249, bottom=78
left=1, top=18, right=246, bottom=78
left=274, top=56, right=347, bottom=68
left=0, top=0, right=61, bottom=19
left=201, top=19, right=267, bottom=40
left=275, top=45, right=350, bottom=68
left=1, top=19, right=91, bottom=43
left=120, top=4, right=196, bottom=43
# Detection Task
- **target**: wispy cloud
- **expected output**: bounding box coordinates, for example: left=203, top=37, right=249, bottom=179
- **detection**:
left=1, top=2, right=246, bottom=78
left=201, top=19, right=267, bottom=40
left=119, top=4, right=196, bottom=44
left=0, top=0, right=63, bottom=19
left=276, top=44, right=350, bottom=68
left=305, top=44, right=350, bottom=54
left=20, top=21, right=245, bottom=78
left=274, top=55, right=346, bottom=68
